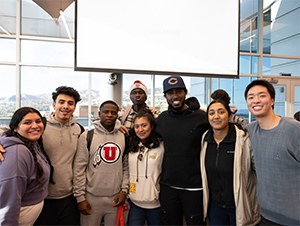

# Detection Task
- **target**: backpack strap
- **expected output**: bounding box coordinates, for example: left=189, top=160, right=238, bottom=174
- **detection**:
left=122, top=134, right=130, bottom=158
left=121, top=105, right=132, bottom=125
left=86, top=129, right=94, bottom=152
left=76, top=123, right=85, bottom=137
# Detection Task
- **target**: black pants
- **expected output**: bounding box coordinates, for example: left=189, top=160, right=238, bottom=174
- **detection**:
left=159, top=184, right=204, bottom=226
left=259, top=216, right=283, bottom=226
left=34, top=195, right=80, bottom=225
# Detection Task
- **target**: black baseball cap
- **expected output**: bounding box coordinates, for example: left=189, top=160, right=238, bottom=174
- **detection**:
left=163, top=76, right=186, bottom=93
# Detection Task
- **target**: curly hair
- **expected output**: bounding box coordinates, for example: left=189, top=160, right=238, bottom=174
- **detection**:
left=211, top=89, right=231, bottom=105
left=52, top=86, right=81, bottom=105
left=128, top=109, right=160, bottom=153
left=7, top=107, right=55, bottom=184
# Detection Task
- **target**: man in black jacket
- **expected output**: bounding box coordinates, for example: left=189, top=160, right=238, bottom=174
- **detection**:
left=156, top=76, right=209, bottom=226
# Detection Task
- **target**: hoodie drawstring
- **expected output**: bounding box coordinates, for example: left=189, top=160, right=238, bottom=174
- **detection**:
left=145, top=152, right=148, bottom=179
left=136, top=146, right=149, bottom=182
left=136, top=158, right=139, bottom=182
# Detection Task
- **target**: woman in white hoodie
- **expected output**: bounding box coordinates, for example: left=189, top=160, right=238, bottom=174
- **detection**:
left=127, top=109, right=164, bottom=226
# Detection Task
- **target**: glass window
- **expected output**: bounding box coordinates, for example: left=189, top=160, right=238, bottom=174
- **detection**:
left=21, top=0, right=74, bottom=38
left=263, top=1, right=300, bottom=56
left=91, top=73, right=101, bottom=109
left=20, top=66, right=89, bottom=119
left=0, top=0, right=16, bottom=35
left=0, top=38, right=16, bottom=62
left=239, top=55, right=259, bottom=74
left=240, top=0, right=259, bottom=53
left=211, top=78, right=234, bottom=103
left=273, top=84, right=286, bottom=117
left=79, top=72, right=102, bottom=128
left=295, top=85, right=300, bottom=114
left=0, top=65, right=16, bottom=126
left=262, top=8, right=271, bottom=54
left=211, top=78, right=233, bottom=95
left=190, top=77, right=209, bottom=109
left=263, top=57, right=300, bottom=76
left=233, top=77, right=252, bottom=123
left=219, top=79, right=233, bottom=95
left=21, top=40, right=74, bottom=65
left=211, top=78, right=218, bottom=93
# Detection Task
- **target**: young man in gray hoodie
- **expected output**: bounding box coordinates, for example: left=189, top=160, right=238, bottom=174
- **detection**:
left=34, top=86, right=84, bottom=225
left=73, top=100, right=129, bottom=226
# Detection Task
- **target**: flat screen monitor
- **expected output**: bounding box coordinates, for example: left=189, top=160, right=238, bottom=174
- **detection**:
left=75, top=0, right=240, bottom=78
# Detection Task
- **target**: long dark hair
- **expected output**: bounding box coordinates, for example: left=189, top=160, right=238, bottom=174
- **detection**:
left=128, top=109, right=160, bottom=153
left=6, top=107, right=55, bottom=184
left=207, top=99, right=247, bottom=136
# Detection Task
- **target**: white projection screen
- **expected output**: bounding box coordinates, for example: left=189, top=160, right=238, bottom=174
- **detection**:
left=75, top=0, right=240, bottom=78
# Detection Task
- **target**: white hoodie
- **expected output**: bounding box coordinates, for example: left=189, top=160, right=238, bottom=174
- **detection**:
left=128, top=142, right=164, bottom=209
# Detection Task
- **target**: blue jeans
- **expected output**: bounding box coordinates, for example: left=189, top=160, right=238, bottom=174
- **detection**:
left=208, top=201, right=236, bottom=226
left=127, top=199, right=162, bottom=226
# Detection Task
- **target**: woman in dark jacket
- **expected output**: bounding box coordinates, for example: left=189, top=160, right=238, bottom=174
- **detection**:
left=200, top=99, right=260, bottom=226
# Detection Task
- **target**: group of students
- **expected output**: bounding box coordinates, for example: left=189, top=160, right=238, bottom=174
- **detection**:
left=0, top=76, right=299, bottom=226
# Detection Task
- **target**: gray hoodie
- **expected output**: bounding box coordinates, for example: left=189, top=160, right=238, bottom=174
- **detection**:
left=0, top=133, right=50, bottom=225
left=73, top=119, right=129, bottom=203
left=43, top=112, right=83, bottom=199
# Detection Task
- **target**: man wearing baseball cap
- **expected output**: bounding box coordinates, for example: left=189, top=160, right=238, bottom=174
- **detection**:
left=155, top=76, right=209, bottom=225
left=118, top=80, right=160, bottom=132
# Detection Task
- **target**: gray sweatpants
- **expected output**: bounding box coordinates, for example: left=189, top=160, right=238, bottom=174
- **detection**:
left=80, top=192, right=129, bottom=226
